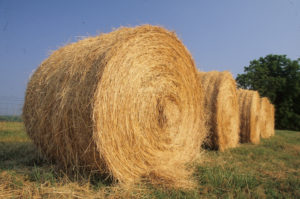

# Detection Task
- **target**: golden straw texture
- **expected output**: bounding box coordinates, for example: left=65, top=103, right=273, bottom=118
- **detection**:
left=237, top=89, right=261, bottom=144
left=260, top=97, right=273, bottom=138
left=23, top=25, right=206, bottom=188
left=268, top=102, right=275, bottom=136
left=198, top=71, right=239, bottom=151
left=260, top=97, right=275, bottom=138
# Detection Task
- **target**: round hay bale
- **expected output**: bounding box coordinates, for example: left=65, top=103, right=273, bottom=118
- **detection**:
left=268, top=102, right=276, bottom=136
left=259, top=97, right=269, bottom=138
left=22, top=25, right=206, bottom=188
left=260, top=97, right=274, bottom=138
left=237, top=89, right=261, bottom=144
left=198, top=71, right=239, bottom=151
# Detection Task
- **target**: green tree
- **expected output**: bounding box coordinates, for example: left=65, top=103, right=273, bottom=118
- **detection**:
left=236, top=54, right=300, bottom=130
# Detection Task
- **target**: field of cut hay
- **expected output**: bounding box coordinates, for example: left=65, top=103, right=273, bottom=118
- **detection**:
left=1, top=25, right=283, bottom=197
left=198, top=71, right=239, bottom=151
left=1, top=122, right=299, bottom=198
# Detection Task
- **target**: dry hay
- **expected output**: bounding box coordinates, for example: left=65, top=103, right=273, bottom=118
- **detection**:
left=269, top=102, right=275, bottom=136
left=260, top=97, right=275, bottom=138
left=260, top=97, right=274, bottom=138
left=259, top=97, right=269, bottom=138
left=237, top=89, right=261, bottom=144
left=198, top=71, right=239, bottom=151
left=22, top=25, right=206, bottom=188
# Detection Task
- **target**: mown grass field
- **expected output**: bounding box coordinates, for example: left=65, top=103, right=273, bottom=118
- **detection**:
left=0, top=122, right=299, bottom=198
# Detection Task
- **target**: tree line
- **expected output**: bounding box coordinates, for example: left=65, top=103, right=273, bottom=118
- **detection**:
left=236, top=54, right=300, bottom=131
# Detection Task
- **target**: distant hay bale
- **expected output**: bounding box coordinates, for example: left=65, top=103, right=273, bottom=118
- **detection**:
left=22, top=25, right=206, bottom=188
left=268, top=102, right=275, bottom=136
left=260, top=97, right=275, bottom=138
left=259, top=97, right=269, bottom=138
left=237, top=89, right=261, bottom=144
left=198, top=71, right=239, bottom=151
left=260, top=97, right=274, bottom=138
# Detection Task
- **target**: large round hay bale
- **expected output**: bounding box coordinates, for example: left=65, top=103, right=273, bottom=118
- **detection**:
left=237, top=89, right=261, bottom=144
left=198, top=71, right=239, bottom=151
left=22, top=25, right=206, bottom=188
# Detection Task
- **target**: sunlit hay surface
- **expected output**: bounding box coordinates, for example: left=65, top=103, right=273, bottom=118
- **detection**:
left=198, top=71, right=239, bottom=151
left=22, top=25, right=206, bottom=188
left=237, top=89, right=261, bottom=144
left=268, top=102, right=275, bottom=136
left=260, top=97, right=272, bottom=138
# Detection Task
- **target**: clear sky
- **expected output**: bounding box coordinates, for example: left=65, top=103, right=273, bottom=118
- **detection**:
left=0, top=0, right=300, bottom=102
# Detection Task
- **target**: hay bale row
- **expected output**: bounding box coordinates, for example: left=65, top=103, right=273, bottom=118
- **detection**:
left=23, top=25, right=207, bottom=188
left=23, top=24, right=276, bottom=189
left=197, top=71, right=239, bottom=151
left=237, top=89, right=261, bottom=144
left=197, top=74, right=276, bottom=148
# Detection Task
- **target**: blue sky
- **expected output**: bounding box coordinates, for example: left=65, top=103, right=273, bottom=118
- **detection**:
left=0, top=0, right=300, bottom=101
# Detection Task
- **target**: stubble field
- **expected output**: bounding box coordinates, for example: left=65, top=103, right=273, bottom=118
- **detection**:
left=0, top=122, right=299, bottom=198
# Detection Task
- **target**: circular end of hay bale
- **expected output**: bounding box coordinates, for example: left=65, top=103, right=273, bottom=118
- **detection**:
left=23, top=25, right=206, bottom=188
left=92, top=25, right=205, bottom=188
left=198, top=71, right=239, bottom=151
